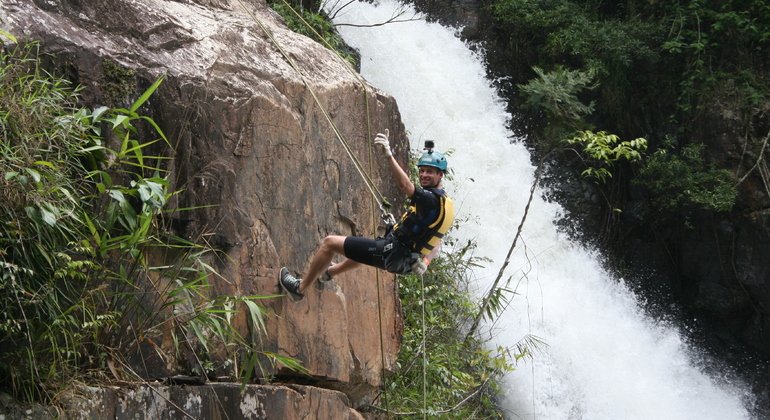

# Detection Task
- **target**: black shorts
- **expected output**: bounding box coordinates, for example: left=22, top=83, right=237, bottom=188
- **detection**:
left=344, top=235, right=418, bottom=274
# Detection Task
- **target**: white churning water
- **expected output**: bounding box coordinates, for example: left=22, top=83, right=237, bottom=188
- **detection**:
left=327, top=1, right=753, bottom=418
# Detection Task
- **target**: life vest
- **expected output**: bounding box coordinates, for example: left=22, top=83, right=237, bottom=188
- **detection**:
left=392, top=188, right=455, bottom=255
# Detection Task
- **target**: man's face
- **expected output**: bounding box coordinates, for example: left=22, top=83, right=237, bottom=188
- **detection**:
left=418, top=165, right=443, bottom=188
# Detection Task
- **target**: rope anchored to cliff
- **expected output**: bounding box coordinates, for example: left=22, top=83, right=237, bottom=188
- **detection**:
left=236, top=1, right=394, bottom=415
left=235, top=0, right=395, bottom=225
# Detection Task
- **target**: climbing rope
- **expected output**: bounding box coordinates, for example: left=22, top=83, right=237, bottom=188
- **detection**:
left=235, top=0, right=395, bottom=224
left=234, top=0, right=394, bottom=415
left=420, top=272, right=427, bottom=420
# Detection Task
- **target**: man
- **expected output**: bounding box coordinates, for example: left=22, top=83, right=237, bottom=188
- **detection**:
left=279, top=129, right=455, bottom=302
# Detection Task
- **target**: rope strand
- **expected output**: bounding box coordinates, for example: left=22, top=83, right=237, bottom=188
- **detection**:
left=236, top=0, right=390, bottom=214
left=235, top=1, right=394, bottom=414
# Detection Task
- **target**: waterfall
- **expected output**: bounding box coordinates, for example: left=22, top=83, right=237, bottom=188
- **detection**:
left=327, top=1, right=753, bottom=418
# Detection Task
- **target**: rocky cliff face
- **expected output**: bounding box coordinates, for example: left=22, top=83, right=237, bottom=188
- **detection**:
left=1, top=0, right=407, bottom=415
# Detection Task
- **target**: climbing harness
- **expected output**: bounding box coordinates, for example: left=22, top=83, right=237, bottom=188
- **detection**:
left=391, top=188, right=454, bottom=255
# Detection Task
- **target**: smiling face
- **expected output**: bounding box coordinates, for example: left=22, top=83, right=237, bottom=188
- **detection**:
left=418, top=165, right=444, bottom=188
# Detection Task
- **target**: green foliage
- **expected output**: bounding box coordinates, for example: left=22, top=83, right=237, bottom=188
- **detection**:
left=378, top=239, right=513, bottom=419
left=518, top=66, right=597, bottom=142
left=635, top=142, right=736, bottom=213
left=563, top=130, right=647, bottom=184
left=268, top=0, right=358, bottom=68
left=550, top=17, right=660, bottom=72
left=491, top=0, right=661, bottom=70
left=0, top=41, right=113, bottom=401
left=658, top=0, right=770, bottom=122
left=0, top=42, right=92, bottom=282
left=489, top=0, right=767, bottom=229
left=490, top=0, right=770, bottom=133
left=520, top=66, right=597, bottom=124
left=0, top=40, right=295, bottom=403
left=490, top=0, right=663, bottom=76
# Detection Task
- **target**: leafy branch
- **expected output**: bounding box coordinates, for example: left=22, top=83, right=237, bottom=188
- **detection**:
left=562, top=130, right=647, bottom=184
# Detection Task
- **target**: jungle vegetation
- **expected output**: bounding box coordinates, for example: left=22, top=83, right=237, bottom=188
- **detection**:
left=485, top=0, right=768, bottom=221
left=0, top=34, right=300, bottom=406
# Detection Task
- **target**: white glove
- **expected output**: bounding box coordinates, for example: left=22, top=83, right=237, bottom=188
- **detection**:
left=411, top=258, right=428, bottom=276
left=373, top=129, right=392, bottom=157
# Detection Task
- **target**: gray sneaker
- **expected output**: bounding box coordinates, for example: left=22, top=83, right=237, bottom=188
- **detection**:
left=319, top=263, right=335, bottom=282
left=279, top=267, right=304, bottom=302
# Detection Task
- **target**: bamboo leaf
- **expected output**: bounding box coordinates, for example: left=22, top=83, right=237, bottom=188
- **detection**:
left=33, top=160, right=55, bottom=169
left=91, top=105, right=110, bottom=121
left=240, top=351, right=260, bottom=390
left=110, top=115, right=129, bottom=129
left=0, top=30, right=17, bottom=43
left=130, top=74, right=165, bottom=113
left=244, top=300, right=267, bottom=335
left=139, top=116, right=169, bottom=146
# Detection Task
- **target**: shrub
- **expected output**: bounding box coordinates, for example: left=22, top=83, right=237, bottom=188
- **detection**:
left=635, top=142, right=736, bottom=213
left=562, top=130, right=647, bottom=184
left=0, top=37, right=296, bottom=404
left=518, top=66, right=597, bottom=144
left=379, top=240, right=510, bottom=419
left=267, top=0, right=358, bottom=68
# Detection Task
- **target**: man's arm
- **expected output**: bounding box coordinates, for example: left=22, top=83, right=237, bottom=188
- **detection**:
left=424, top=241, right=441, bottom=263
left=374, top=129, right=415, bottom=198
left=385, top=155, right=415, bottom=198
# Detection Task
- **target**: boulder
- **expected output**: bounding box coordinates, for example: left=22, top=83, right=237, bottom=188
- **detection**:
left=61, top=383, right=366, bottom=420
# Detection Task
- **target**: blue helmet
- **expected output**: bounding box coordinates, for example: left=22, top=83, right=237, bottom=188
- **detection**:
left=418, top=150, right=448, bottom=172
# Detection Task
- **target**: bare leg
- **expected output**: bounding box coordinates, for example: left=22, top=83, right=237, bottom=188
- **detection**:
left=328, top=258, right=361, bottom=277
left=299, top=235, right=346, bottom=294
